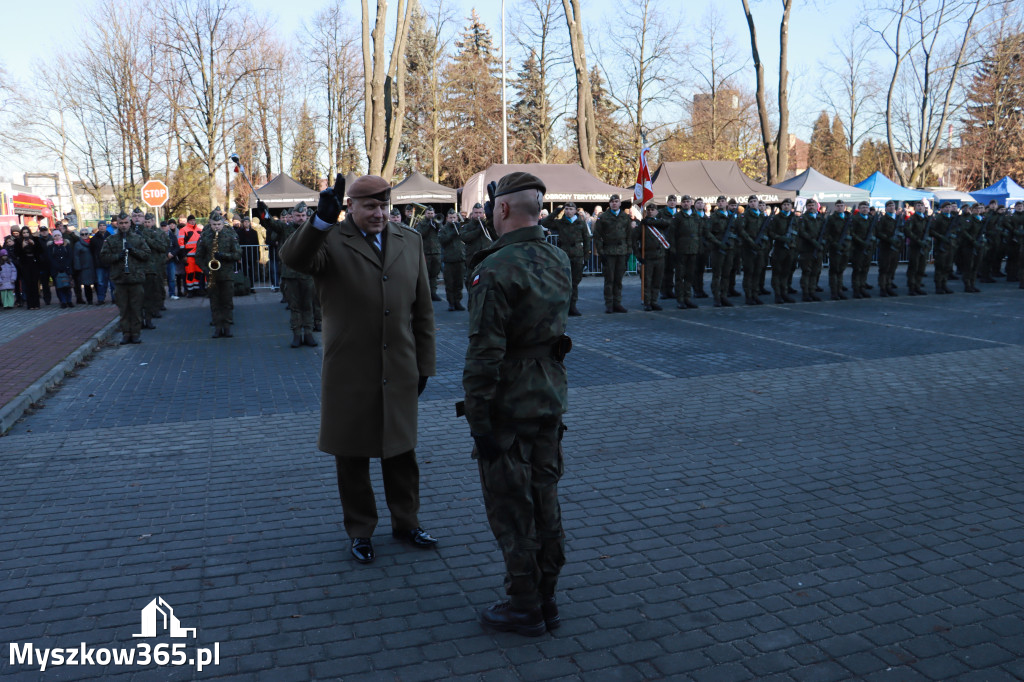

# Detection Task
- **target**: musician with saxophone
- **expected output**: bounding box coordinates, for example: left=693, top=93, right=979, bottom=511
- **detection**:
left=100, top=211, right=151, bottom=345
left=195, top=208, right=241, bottom=338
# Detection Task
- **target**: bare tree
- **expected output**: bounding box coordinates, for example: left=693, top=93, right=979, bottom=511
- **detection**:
left=362, top=0, right=414, bottom=180
left=159, top=0, right=268, bottom=208
left=818, top=33, right=882, bottom=184
left=740, top=0, right=794, bottom=184
left=562, top=0, right=596, bottom=173
left=867, top=0, right=994, bottom=186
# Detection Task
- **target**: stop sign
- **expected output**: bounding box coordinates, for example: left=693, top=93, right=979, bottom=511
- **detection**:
left=141, top=180, right=169, bottom=207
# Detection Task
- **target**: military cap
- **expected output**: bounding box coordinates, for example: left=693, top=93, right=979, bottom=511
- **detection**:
left=716, top=195, right=727, bottom=203
left=472, top=202, right=484, bottom=209
left=609, top=193, right=620, bottom=201
left=563, top=201, right=577, bottom=209
left=667, top=194, right=677, bottom=201
left=117, top=211, right=129, bottom=220
left=681, top=194, right=693, bottom=201
left=493, top=171, right=546, bottom=199
left=293, top=201, right=307, bottom=213
left=447, top=208, right=457, bottom=215
left=209, top=209, right=224, bottom=221
left=145, top=212, right=154, bottom=220
left=389, top=206, right=401, bottom=216
left=645, top=202, right=659, bottom=211
left=348, top=175, right=391, bottom=201
left=132, top=207, right=143, bottom=215
left=748, top=195, right=758, bottom=202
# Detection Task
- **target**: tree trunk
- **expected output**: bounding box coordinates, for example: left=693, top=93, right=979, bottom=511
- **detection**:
left=563, top=0, right=596, bottom=173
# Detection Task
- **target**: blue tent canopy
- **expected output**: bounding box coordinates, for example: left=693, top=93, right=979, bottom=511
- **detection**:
left=854, top=172, right=934, bottom=208
left=970, top=176, right=1024, bottom=207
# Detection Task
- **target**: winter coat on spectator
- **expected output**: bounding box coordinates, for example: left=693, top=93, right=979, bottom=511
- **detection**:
left=0, top=260, right=16, bottom=290
left=73, top=238, right=97, bottom=285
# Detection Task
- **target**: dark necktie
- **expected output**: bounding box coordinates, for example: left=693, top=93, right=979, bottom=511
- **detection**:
left=364, top=232, right=383, bottom=263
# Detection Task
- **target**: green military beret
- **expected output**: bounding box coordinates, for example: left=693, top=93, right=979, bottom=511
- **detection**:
left=493, top=171, right=546, bottom=199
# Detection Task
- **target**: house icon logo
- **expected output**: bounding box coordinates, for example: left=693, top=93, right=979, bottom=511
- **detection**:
left=132, top=597, right=197, bottom=639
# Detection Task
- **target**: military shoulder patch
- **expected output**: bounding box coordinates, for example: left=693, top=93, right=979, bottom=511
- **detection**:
left=472, top=274, right=481, bottom=286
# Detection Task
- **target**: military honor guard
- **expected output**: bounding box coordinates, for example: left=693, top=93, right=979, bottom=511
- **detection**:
left=849, top=201, right=876, bottom=299
left=438, top=208, right=466, bottom=311
left=592, top=193, right=631, bottom=313
left=875, top=201, right=902, bottom=296
left=738, top=195, right=767, bottom=305
left=769, top=198, right=798, bottom=303
left=257, top=201, right=319, bottom=347
left=796, top=199, right=825, bottom=302
left=632, top=203, right=671, bottom=311
left=542, top=202, right=591, bottom=316
left=905, top=201, right=930, bottom=296
left=415, top=206, right=444, bottom=302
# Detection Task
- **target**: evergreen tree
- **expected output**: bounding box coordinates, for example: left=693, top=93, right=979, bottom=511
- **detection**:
left=400, top=6, right=447, bottom=179
left=854, top=139, right=896, bottom=183
left=960, top=31, right=1024, bottom=188
left=807, top=111, right=832, bottom=176
left=291, top=100, right=319, bottom=190
left=510, top=50, right=551, bottom=164
left=827, top=115, right=850, bottom=182
left=439, top=11, right=503, bottom=185
left=567, top=66, right=633, bottom=186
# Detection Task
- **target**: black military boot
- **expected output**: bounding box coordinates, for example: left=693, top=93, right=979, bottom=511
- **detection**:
left=541, top=595, right=560, bottom=631
left=650, top=302, right=663, bottom=311
left=212, top=327, right=223, bottom=339
left=605, top=305, right=614, bottom=314
left=313, top=322, right=322, bottom=331
left=568, top=305, right=582, bottom=317
left=774, top=293, right=784, bottom=304
left=130, top=334, right=142, bottom=344
left=479, top=602, right=546, bottom=637
left=614, top=304, right=629, bottom=312
left=455, top=301, right=465, bottom=311
left=861, top=288, right=871, bottom=298
left=291, top=331, right=302, bottom=348
left=720, top=297, right=734, bottom=307
left=120, top=333, right=132, bottom=345
left=430, top=292, right=443, bottom=302
left=302, top=329, right=318, bottom=347
left=222, top=325, right=233, bottom=338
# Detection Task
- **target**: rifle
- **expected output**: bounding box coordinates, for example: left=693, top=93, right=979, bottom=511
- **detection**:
left=718, top=213, right=738, bottom=254
left=892, top=214, right=906, bottom=252
left=836, top=212, right=854, bottom=251
left=754, top=213, right=775, bottom=248
left=813, top=216, right=828, bottom=256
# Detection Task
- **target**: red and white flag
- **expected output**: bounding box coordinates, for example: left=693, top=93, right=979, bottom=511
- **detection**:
left=634, top=145, right=654, bottom=207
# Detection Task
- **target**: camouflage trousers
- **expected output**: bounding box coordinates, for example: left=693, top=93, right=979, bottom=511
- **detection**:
left=710, top=250, right=736, bottom=303
left=602, top=254, right=627, bottom=307
left=640, top=257, right=664, bottom=306
left=476, top=419, right=566, bottom=611
left=798, top=251, right=822, bottom=296
left=771, top=247, right=796, bottom=298
left=828, top=249, right=849, bottom=296
left=674, top=253, right=698, bottom=305
left=114, top=283, right=144, bottom=335
left=443, top=261, right=465, bottom=305
left=426, top=255, right=442, bottom=295
left=906, top=246, right=927, bottom=291
left=283, top=276, right=314, bottom=331
left=208, top=276, right=234, bottom=327
left=850, top=249, right=872, bottom=292
left=569, top=258, right=584, bottom=307
left=143, top=273, right=161, bottom=317
left=877, top=249, right=899, bottom=292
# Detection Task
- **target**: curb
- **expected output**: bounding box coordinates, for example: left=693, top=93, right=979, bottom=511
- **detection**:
left=0, top=316, right=121, bottom=435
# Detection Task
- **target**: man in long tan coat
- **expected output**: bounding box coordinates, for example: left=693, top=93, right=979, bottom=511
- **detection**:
left=280, top=175, right=438, bottom=565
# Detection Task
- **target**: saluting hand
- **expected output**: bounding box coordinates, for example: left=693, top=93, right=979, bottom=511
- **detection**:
left=315, top=174, right=346, bottom=225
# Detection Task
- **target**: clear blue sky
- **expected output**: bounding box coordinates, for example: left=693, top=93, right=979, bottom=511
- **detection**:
left=0, top=0, right=859, bottom=177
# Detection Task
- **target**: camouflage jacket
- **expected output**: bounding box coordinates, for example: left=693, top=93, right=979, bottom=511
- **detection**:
left=460, top=218, right=495, bottom=264
left=100, top=229, right=151, bottom=284
left=632, top=217, right=671, bottom=260
left=416, top=218, right=442, bottom=256
left=738, top=209, right=766, bottom=252
left=796, top=212, right=824, bottom=254
left=877, top=214, right=902, bottom=252
left=906, top=213, right=930, bottom=249
left=592, top=210, right=631, bottom=256
left=263, top=218, right=312, bottom=280
left=849, top=213, right=875, bottom=253
left=194, top=226, right=241, bottom=282
left=931, top=213, right=959, bottom=253
left=707, top=210, right=738, bottom=252
left=542, top=214, right=592, bottom=260
left=438, top=223, right=466, bottom=263
left=462, top=225, right=571, bottom=436
left=824, top=212, right=853, bottom=253
left=770, top=211, right=799, bottom=250
left=672, top=210, right=702, bottom=255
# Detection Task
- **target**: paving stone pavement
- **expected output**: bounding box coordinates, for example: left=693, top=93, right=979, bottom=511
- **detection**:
left=2, top=274, right=1024, bottom=681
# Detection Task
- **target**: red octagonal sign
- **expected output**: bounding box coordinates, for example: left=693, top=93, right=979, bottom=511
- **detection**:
left=141, top=180, right=169, bottom=208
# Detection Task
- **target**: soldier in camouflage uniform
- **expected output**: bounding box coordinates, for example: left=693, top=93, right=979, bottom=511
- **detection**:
left=849, top=202, right=876, bottom=298
left=100, top=212, right=151, bottom=344
left=707, top=196, right=738, bottom=307
left=1005, top=202, right=1021, bottom=283
left=737, top=195, right=767, bottom=305
left=141, top=212, right=169, bottom=326
left=932, top=202, right=959, bottom=294
left=592, top=193, right=630, bottom=313
left=905, top=201, right=930, bottom=295
left=195, top=209, right=242, bottom=338
left=692, top=198, right=710, bottom=298
left=796, top=199, right=825, bottom=302
left=953, top=203, right=981, bottom=293
left=671, top=194, right=701, bottom=309
left=875, top=201, right=902, bottom=296
left=257, top=201, right=319, bottom=347
left=128, top=209, right=158, bottom=329
left=542, top=201, right=591, bottom=316
left=824, top=201, right=853, bottom=301
left=439, top=209, right=466, bottom=311
left=1013, top=201, right=1024, bottom=288
left=769, top=198, right=798, bottom=303
left=462, top=171, right=571, bottom=637
left=461, top=203, right=495, bottom=286
left=632, top=204, right=671, bottom=311
left=416, top=206, right=444, bottom=301
left=657, top=194, right=679, bottom=299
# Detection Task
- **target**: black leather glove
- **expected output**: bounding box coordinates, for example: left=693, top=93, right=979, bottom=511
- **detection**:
left=484, top=181, right=497, bottom=223
left=418, top=376, right=428, bottom=396
left=473, top=433, right=504, bottom=460
left=214, top=251, right=226, bottom=260
left=636, top=256, right=645, bottom=265
left=254, top=200, right=269, bottom=221
left=316, top=173, right=345, bottom=225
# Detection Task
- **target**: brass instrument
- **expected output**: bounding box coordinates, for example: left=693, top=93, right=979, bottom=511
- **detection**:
left=123, top=235, right=130, bottom=274
left=208, top=231, right=221, bottom=271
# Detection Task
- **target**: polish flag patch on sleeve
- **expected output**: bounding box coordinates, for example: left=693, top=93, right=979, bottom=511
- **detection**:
left=472, top=274, right=481, bottom=286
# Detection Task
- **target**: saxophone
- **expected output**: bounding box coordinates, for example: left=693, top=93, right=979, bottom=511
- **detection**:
left=208, top=231, right=221, bottom=272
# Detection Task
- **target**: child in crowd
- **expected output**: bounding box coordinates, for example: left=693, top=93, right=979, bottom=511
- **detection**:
left=0, top=249, right=16, bottom=308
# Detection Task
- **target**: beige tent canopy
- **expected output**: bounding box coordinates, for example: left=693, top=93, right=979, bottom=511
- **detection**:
left=247, top=173, right=319, bottom=209
left=461, top=163, right=627, bottom=214
left=651, top=161, right=796, bottom=205
left=391, top=171, right=457, bottom=205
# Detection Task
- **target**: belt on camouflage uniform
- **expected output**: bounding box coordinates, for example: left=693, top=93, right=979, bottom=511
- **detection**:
left=505, top=335, right=573, bottom=362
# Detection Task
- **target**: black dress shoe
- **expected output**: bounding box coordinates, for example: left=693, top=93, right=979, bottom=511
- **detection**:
left=351, top=538, right=374, bottom=563
left=431, top=292, right=443, bottom=301
left=759, top=288, right=771, bottom=295
left=650, top=302, right=662, bottom=311
left=392, top=527, right=438, bottom=548
left=541, top=595, right=560, bottom=631
left=613, top=304, right=628, bottom=313
left=454, top=302, right=465, bottom=311
left=685, top=301, right=698, bottom=309
left=479, top=601, right=546, bottom=637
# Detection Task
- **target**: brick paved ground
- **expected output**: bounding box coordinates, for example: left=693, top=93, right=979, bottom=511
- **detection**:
left=2, top=271, right=1023, bottom=681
